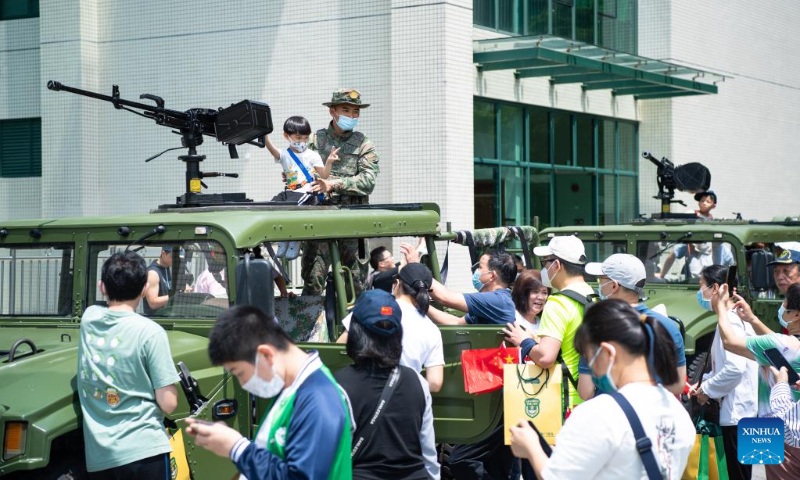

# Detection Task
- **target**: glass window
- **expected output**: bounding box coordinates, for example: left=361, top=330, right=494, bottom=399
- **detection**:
left=575, top=0, right=594, bottom=43
left=474, top=0, right=494, bottom=28
left=553, top=113, right=572, bottom=165
left=530, top=170, right=552, bottom=230
left=529, top=109, right=549, bottom=164
left=474, top=101, right=496, bottom=159
left=576, top=116, right=593, bottom=167
left=598, top=0, right=636, bottom=53
left=552, top=0, right=573, bottom=38
left=0, top=0, right=39, bottom=20
left=597, top=174, right=616, bottom=225
left=475, top=164, right=499, bottom=228
left=636, top=241, right=736, bottom=285
left=527, top=0, right=548, bottom=35
left=88, top=242, right=230, bottom=318
left=0, top=118, right=42, bottom=178
left=582, top=240, right=627, bottom=265
left=618, top=176, right=637, bottom=223
left=499, top=105, right=524, bottom=161
left=598, top=120, right=615, bottom=170
left=619, top=122, right=636, bottom=171
left=0, top=245, right=74, bottom=316
left=501, top=167, right=525, bottom=226
left=498, top=0, right=519, bottom=33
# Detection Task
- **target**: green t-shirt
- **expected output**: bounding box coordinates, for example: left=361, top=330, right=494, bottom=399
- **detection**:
left=537, top=282, right=595, bottom=409
left=77, top=306, right=180, bottom=472
left=745, top=333, right=800, bottom=417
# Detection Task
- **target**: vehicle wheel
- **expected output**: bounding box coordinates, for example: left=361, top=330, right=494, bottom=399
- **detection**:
left=4, top=455, right=87, bottom=480
left=438, top=443, right=455, bottom=480
left=686, top=350, right=710, bottom=386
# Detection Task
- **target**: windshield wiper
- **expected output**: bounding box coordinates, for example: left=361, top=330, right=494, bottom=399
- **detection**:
left=126, top=224, right=167, bottom=251
left=649, top=232, right=693, bottom=260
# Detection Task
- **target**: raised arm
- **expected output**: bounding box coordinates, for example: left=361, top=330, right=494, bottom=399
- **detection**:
left=264, top=135, right=281, bottom=160
left=712, top=285, right=756, bottom=360
left=429, top=279, right=469, bottom=312
left=732, top=292, right=774, bottom=335
left=316, top=147, right=340, bottom=179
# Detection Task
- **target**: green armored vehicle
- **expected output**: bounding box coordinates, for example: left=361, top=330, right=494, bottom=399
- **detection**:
left=541, top=218, right=800, bottom=371
left=0, top=202, right=534, bottom=479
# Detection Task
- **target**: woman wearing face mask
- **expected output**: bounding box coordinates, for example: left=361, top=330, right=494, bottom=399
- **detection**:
left=713, top=281, right=800, bottom=478
left=334, top=290, right=439, bottom=480
left=690, top=265, right=757, bottom=480
left=512, top=269, right=549, bottom=335
left=508, top=300, right=696, bottom=479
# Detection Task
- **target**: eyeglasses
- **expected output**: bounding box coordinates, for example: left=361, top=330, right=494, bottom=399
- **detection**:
left=540, top=257, right=557, bottom=267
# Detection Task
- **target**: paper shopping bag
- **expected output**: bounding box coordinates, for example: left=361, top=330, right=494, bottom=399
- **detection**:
left=503, top=363, right=563, bottom=446
left=167, top=428, right=192, bottom=480
left=461, top=346, right=520, bottom=394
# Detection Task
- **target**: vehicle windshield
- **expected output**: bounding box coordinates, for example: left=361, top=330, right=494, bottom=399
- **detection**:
left=582, top=240, right=628, bottom=264
left=636, top=240, right=737, bottom=284
left=88, top=241, right=229, bottom=318
left=0, top=244, right=75, bottom=316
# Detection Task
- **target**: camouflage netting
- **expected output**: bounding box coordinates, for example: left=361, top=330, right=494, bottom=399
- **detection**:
left=453, top=226, right=537, bottom=248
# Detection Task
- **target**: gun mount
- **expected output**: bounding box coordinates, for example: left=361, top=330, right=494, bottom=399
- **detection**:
left=642, top=151, right=711, bottom=219
left=47, top=81, right=273, bottom=208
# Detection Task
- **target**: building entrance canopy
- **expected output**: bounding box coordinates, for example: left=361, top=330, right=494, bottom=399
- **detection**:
left=474, top=35, right=725, bottom=100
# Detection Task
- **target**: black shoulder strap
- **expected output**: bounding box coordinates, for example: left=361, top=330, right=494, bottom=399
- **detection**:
left=608, top=392, right=664, bottom=480
left=439, top=241, right=450, bottom=285
left=555, top=290, right=593, bottom=307
left=463, top=231, right=479, bottom=270
left=351, top=367, right=400, bottom=461
left=552, top=290, right=593, bottom=394
left=264, top=243, right=291, bottom=283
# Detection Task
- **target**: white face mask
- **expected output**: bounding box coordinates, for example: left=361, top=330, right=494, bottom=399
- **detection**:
left=541, top=262, right=559, bottom=288
left=242, top=352, right=285, bottom=399
left=290, top=141, right=307, bottom=153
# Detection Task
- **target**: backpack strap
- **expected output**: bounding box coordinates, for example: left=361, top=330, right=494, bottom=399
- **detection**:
left=551, top=290, right=596, bottom=397
left=608, top=392, right=664, bottom=480
left=351, top=367, right=400, bottom=461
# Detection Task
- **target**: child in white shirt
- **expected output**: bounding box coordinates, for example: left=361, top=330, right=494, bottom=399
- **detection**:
left=265, top=116, right=339, bottom=258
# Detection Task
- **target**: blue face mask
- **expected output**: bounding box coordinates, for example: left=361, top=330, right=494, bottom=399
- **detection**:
left=336, top=114, right=358, bottom=131
left=588, top=345, right=617, bottom=394
left=779, top=304, right=789, bottom=328
left=597, top=281, right=614, bottom=301
left=696, top=287, right=713, bottom=311
left=472, top=269, right=486, bottom=291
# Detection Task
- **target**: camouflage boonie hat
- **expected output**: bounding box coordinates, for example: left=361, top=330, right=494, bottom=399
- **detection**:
left=323, top=89, right=370, bottom=108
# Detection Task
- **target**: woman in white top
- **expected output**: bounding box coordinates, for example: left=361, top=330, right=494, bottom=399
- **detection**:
left=692, top=265, right=757, bottom=480
left=509, top=300, right=696, bottom=480
left=512, top=269, right=549, bottom=336
left=391, top=263, right=445, bottom=393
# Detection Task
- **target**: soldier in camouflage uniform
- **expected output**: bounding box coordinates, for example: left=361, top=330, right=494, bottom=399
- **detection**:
left=301, top=89, right=380, bottom=296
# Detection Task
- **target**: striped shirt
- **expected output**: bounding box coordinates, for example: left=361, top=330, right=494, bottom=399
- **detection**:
left=770, top=382, right=800, bottom=447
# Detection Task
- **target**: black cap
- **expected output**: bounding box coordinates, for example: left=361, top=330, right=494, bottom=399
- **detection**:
left=398, top=263, right=433, bottom=290
left=371, top=268, right=398, bottom=293
left=693, top=190, right=717, bottom=203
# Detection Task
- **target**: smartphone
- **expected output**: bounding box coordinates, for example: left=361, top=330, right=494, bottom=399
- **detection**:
left=764, top=348, right=800, bottom=384
left=527, top=421, right=553, bottom=457
left=726, top=265, right=738, bottom=294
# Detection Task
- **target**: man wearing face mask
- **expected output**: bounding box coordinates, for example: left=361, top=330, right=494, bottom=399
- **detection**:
left=580, top=254, right=687, bottom=398
left=503, top=235, right=591, bottom=411
left=185, top=306, right=352, bottom=479
left=301, top=89, right=380, bottom=297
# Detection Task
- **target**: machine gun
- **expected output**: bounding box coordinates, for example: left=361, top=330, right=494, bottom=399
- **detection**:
left=642, top=151, right=711, bottom=219
left=47, top=81, right=273, bottom=208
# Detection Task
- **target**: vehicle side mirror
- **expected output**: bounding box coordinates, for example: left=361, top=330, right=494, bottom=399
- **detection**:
left=235, top=254, right=275, bottom=318
left=749, top=250, right=776, bottom=291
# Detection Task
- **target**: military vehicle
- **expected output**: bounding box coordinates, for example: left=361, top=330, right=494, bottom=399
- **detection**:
left=0, top=201, right=538, bottom=479
left=540, top=218, right=800, bottom=375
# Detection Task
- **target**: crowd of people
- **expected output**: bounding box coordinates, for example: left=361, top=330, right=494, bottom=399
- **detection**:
left=74, top=87, right=800, bottom=480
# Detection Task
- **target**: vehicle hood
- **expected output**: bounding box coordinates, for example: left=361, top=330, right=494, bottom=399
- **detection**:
left=0, top=327, right=212, bottom=418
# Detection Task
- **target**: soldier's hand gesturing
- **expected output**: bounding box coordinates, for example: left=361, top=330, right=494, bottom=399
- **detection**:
left=326, top=147, right=341, bottom=164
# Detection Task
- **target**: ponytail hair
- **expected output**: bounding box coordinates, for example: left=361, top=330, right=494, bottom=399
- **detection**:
left=399, top=279, right=431, bottom=317
left=574, top=299, right=678, bottom=386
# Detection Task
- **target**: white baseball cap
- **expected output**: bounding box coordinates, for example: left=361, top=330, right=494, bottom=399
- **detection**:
left=585, top=254, right=646, bottom=292
left=533, top=235, right=587, bottom=265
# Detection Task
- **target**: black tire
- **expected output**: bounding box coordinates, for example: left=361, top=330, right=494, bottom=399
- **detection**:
left=686, top=350, right=710, bottom=386
left=438, top=443, right=455, bottom=480
left=4, top=430, right=88, bottom=480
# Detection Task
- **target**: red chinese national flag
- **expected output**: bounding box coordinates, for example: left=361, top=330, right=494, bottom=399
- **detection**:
left=461, top=345, right=520, bottom=395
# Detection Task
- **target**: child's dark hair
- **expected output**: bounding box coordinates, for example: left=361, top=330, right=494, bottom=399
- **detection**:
left=574, top=299, right=678, bottom=386
left=101, top=251, right=148, bottom=302
left=208, top=306, right=292, bottom=364
left=787, top=282, right=800, bottom=310
left=283, top=116, right=311, bottom=136
left=700, top=264, right=727, bottom=288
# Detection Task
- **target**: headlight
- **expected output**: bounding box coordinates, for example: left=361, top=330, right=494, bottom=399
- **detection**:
left=3, top=422, right=27, bottom=460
